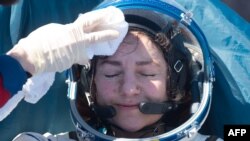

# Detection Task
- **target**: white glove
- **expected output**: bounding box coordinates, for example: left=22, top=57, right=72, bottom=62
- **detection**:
left=8, top=6, right=128, bottom=75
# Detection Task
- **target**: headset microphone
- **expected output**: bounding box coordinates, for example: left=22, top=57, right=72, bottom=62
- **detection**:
left=139, top=102, right=178, bottom=114
left=92, top=105, right=116, bottom=119
left=92, top=101, right=178, bottom=119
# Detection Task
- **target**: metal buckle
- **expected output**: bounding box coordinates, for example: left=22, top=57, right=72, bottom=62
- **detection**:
left=180, top=11, right=193, bottom=25
left=174, top=60, right=183, bottom=73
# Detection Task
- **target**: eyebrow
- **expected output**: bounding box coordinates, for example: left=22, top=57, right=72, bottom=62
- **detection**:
left=136, top=60, right=162, bottom=68
left=99, top=60, right=121, bottom=66
left=99, top=59, right=160, bottom=67
left=136, top=60, right=153, bottom=66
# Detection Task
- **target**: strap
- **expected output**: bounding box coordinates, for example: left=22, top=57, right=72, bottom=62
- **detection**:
left=68, top=131, right=79, bottom=141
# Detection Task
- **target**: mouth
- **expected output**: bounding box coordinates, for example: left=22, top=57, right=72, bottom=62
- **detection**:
left=116, top=104, right=139, bottom=110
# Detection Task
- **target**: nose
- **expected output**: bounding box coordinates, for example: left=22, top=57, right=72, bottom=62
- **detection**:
left=120, top=72, right=140, bottom=96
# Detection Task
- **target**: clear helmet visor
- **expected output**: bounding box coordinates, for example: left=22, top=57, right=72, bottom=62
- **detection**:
left=67, top=0, right=214, bottom=140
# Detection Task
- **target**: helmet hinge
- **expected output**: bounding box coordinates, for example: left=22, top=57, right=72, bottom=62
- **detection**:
left=177, top=122, right=199, bottom=139
left=180, top=11, right=193, bottom=25
left=76, top=123, right=95, bottom=141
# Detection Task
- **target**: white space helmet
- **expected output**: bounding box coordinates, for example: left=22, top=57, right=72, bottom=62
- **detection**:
left=67, top=0, right=215, bottom=140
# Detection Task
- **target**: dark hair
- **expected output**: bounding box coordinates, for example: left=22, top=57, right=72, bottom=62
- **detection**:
left=155, top=29, right=192, bottom=104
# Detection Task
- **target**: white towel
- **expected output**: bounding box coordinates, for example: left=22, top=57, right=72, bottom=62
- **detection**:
left=85, top=6, right=128, bottom=59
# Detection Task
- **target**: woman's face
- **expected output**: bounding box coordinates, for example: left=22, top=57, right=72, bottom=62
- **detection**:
left=94, top=31, right=168, bottom=132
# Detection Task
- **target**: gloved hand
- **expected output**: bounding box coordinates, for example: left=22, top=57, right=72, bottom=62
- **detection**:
left=7, top=6, right=128, bottom=75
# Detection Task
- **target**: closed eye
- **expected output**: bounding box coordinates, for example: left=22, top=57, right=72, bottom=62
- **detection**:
left=140, top=73, right=156, bottom=77
left=105, top=73, right=121, bottom=78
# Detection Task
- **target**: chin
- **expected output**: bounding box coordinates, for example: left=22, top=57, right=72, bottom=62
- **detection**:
left=112, top=111, right=161, bottom=132
left=121, top=124, right=143, bottom=132
left=111, top=117, right=144, bottom=132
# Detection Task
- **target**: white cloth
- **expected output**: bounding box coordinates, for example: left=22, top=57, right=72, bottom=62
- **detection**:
left=0, top=72, right=55, bottom=121
left=81, top=6, right=128, bottom=59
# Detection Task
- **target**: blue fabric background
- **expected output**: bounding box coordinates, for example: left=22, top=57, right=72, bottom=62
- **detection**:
left=177, top=0, right=250, bottom=138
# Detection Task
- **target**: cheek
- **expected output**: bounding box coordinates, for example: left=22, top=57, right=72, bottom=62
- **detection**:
left=143, top=80, right=167, bottom=100
left=94, top=78, right=118, bottom=105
